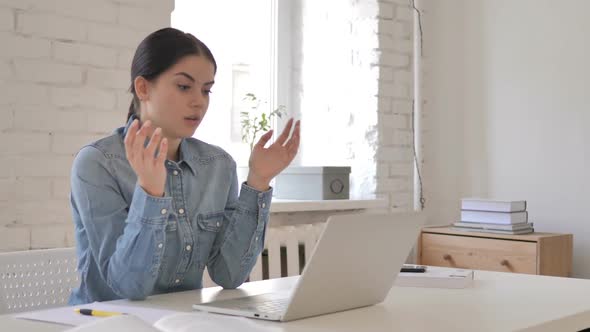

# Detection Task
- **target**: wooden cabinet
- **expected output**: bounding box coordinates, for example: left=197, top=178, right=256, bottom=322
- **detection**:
left=418, top=226, right=573, bottom=276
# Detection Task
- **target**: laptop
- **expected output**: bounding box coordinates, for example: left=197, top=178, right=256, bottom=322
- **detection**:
left=192, top=212, right=423, bottom=322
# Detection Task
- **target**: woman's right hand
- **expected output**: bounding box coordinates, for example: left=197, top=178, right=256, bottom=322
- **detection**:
left=124, top=119, right=168, bottom=197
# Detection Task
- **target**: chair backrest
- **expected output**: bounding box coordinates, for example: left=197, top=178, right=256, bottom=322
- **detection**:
left=0, top=247, right=79, bottom=314
left=202, top=223, right=326, bottom=287
left=251, top=223, right=326, bottom=280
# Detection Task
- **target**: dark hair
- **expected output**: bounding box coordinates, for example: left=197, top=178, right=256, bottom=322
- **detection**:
left=127, top=27, right=217, bottom=121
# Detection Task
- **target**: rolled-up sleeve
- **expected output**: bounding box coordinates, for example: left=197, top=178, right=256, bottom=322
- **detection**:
left=206, top=161, right=272, bottom=289
left=71, top=146, right=172, bottom=300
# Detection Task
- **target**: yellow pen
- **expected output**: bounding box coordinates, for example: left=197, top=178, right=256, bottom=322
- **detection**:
left=74, top=308, right=125, bottom=317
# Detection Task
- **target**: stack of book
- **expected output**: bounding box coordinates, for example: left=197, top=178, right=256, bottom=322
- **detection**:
left=453, top=198, right=534, bottom=235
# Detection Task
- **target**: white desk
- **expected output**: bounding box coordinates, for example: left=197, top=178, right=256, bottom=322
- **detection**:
left=2, top=270, right=590, bottom=331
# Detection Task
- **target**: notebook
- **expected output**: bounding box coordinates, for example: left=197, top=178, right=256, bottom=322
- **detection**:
left=192, top=212, right=424, bottom=322
left=63, top=311, right=280, bottom=332
left=15, top=302, right=177, bottom=327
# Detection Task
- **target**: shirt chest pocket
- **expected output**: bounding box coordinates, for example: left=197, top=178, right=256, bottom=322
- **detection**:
left=197, top=211, right=224, bottom=233
left=196, top=211, right=225, bottom=267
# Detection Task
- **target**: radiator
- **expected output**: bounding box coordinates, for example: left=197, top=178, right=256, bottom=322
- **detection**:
left=202, top=223, right=325, bottom=287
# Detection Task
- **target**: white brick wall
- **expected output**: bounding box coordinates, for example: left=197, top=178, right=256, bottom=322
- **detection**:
left=376, top=0, right=416, bottom=211
left=0, top=228, right=29, bottom=252
left=0, top=108, right=12, bottom=130
left=17, top=12, right=87, bottom=41
left=4, top=82, right=51, bottom=105
left=0, top=33, right=51, bottom=58
left=0, top=7, right=14, bottom=31
left=51, top=133, right=104, bottom=155
left=0, top=0, right=416, bottom=251
left=50, top=87, right=117, bottom=110
left=53, top=42, right=119, bottom=67
left=0, top=0, right=174, bottom=251
left=29, top=0, right=119, bottom=23
left=88, top=111, right=126, bottom=135
left=87, top=68, right=130, bottom=89
left=14, top=59, right=84, bottom=84
left=0, top=132, right=51, bottom=154
left=117, top=49, right=135, bottom=69
left=13, top=107, right=87, bottom=133
left=118, top=6, right=170, bottom=30
left=87, top=23, right=146, bottom=48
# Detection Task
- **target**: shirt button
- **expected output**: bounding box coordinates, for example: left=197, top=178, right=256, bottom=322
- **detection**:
left=185, top=245, right=192, bottom=251
left=158, top=243, right=163, bottom=249
left=160, top=208, right=167, bottom=215
left=216, top=222, right=220, bottom=227
left=178, top=208, right=185, bottom=215
left=255, top=237, right=259, bottom=241
left=173, top=170, right=179, bottom=176
left=175, top=279, right=180, bottom=284
left=261, top=203, right=266, bottom=209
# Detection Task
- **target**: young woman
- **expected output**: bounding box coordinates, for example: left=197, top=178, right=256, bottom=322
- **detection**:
left=69, top=27, right=300, bottom=304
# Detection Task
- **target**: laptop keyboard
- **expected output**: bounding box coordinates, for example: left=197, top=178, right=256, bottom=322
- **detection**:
left=247, top=298, right=289, bottom=313
left=206, top=293, right=290, bottom=314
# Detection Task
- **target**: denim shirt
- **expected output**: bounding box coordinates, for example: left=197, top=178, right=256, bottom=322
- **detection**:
left=68, top=115, right=272, bottom=305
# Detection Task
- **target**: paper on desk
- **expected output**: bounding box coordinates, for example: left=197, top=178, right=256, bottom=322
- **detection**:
left=14, top=301, right=179, bottom=326
left=154, top=312, right=283, bottom=332
left=60, top=312, right=283, bottom=332
left=64, top=315, right=160, bottom=332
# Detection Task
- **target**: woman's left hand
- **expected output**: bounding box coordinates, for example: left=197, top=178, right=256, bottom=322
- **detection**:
left=247, top=118, right=301, bottom=191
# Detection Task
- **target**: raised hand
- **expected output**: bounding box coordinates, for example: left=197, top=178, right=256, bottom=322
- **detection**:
left=123, top=119, right=168, bottom=197
left=247, top=118, right=301, bottom=191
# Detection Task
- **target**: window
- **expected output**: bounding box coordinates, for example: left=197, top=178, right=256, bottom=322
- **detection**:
left=173, top=1, right=380, bottom=199
left=172, top=0, right=279, bottom=165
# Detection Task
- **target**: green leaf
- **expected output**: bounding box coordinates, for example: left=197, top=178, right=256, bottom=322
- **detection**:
left=239, top=93, right=289, bottom=150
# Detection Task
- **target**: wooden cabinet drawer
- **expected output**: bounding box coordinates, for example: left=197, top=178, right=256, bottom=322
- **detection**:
left=418, top=226, right=573, bottom=276
left=421, top=233, right=537, bottom=274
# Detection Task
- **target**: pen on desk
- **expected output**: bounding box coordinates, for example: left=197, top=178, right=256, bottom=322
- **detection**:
left=74, top=308, right=125, bottom=317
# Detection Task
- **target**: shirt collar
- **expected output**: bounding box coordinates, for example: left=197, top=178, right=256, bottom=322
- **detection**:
left=178, top=139, right=197, bottom=175
left=122, top=114, right=137, bottom=137
left=123, top=114, right=197, bottom=175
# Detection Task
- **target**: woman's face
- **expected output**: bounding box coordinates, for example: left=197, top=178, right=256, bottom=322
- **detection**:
left=139, top=55, right=215, bottom=140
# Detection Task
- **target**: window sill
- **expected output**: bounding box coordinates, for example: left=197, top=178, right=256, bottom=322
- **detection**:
left=269, top=198, right=388, bottom=213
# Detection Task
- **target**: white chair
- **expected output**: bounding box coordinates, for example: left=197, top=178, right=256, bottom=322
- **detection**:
left=202, top=224, right=326, bottom=288
left=0, top=247, right=79, bottom=314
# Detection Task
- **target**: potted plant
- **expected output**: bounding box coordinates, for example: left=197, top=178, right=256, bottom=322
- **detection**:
left=240, top=93, right=286, bottom=151
left=237, top=93, right=286, bottom=185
